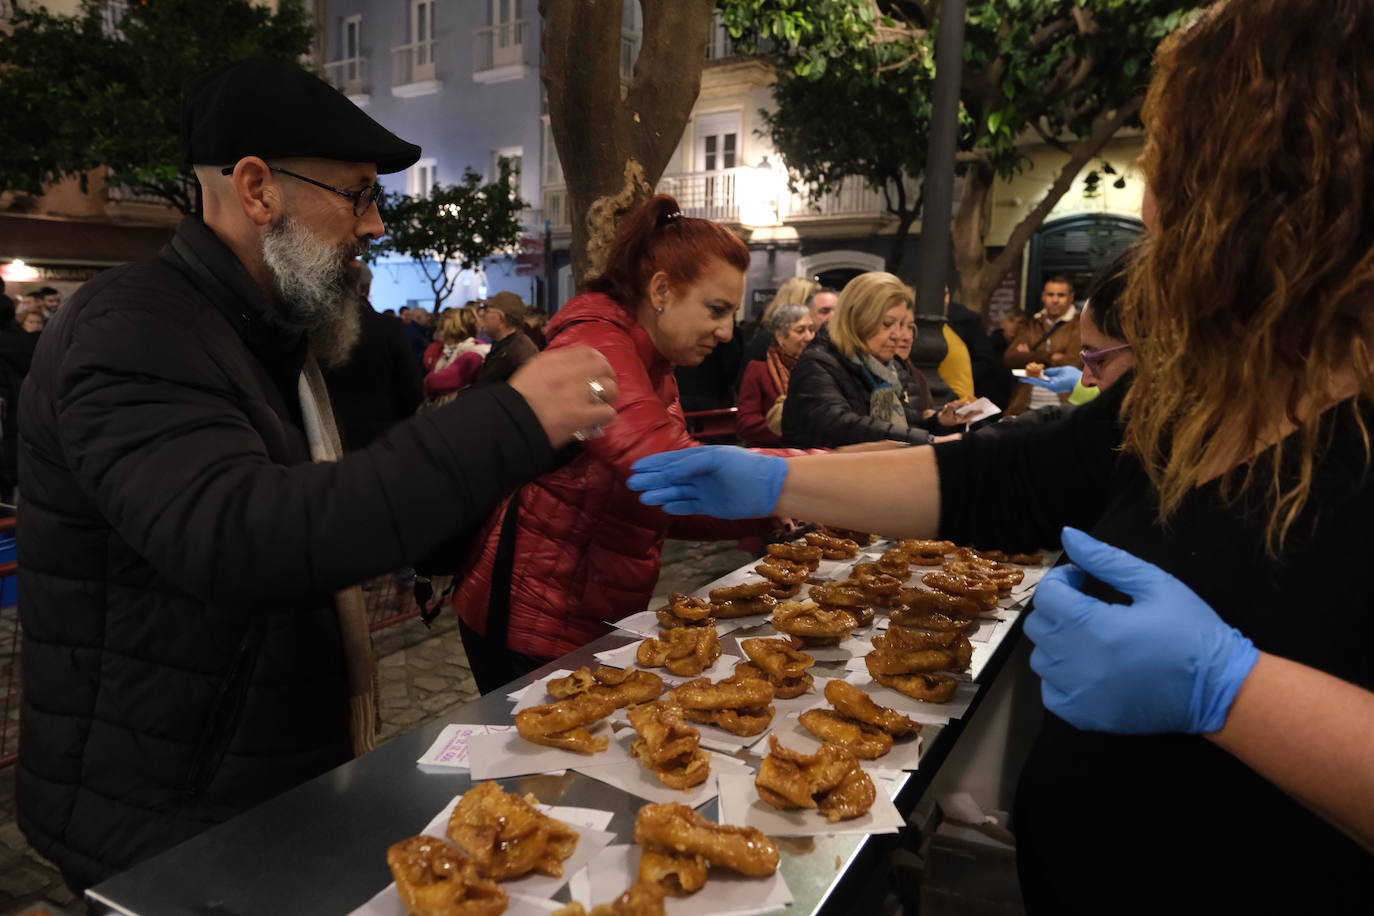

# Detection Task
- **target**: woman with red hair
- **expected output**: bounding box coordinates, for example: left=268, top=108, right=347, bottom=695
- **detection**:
left=452, top=195, right=794, bottom=691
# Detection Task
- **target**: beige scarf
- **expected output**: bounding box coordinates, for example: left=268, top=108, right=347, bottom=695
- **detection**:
left=298, top=353, right=378, bottom=757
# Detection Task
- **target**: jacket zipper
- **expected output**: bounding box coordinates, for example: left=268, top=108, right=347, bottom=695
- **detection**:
left=185, top=626, right=257, bottom=796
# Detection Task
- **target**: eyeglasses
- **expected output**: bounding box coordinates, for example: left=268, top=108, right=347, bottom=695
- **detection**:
left=1080, top=342, right=1132, bottom=376
left=218, top=165, right=384, bottom=218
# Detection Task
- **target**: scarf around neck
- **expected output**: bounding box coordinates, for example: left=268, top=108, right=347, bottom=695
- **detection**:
left=851, top=350, right=908, bottom=429
left=298, top=353, right=378, bottom=757
left=766, top=344, right=799, bottom=396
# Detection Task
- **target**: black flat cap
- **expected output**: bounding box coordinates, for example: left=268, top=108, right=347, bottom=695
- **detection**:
left=182, top=56, right=421, bottom=174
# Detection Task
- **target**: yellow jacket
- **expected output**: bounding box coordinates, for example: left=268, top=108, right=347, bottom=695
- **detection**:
left=938, top=324, right=975, bottom=401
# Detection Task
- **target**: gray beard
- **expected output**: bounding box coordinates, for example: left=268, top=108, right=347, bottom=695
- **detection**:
left=261, top=214, right=362, bottom=369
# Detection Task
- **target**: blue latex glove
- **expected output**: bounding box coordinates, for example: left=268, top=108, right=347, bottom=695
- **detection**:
left=628, top=446, right=788, bottom=518
left=1024, top=527, right=1260, bottom=735
left=1018, top=365, right=1082, bottom=393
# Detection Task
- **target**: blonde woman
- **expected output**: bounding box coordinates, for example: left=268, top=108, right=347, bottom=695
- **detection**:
left=422, top=307, right=488, bottom=404
left=779, top=272, right=962, bottom=448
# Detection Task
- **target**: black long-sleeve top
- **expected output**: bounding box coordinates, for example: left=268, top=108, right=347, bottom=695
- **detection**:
left=933, top=380, right=1372, bottom=912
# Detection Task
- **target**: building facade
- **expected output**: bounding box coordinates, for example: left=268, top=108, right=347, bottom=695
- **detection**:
left=318, top=0, right=546, bottom=311
left=317, top=4, right=1145, bottom=318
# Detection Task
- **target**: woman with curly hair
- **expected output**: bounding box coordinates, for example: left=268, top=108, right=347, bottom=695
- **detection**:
left=628, top=1, right=1374, bottom=907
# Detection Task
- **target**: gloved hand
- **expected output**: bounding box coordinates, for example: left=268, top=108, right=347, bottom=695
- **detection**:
left=1024, top=527, right=1260, bottom=735
left=1018, top=365, right=1082, bottom=393
left=628, top=446, right=788, bottom=519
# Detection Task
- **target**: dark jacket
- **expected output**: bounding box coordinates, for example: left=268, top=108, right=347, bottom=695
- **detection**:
left=735, top=359, right=783, bottom=447
left=478, top=329, right=539, bottom=385
left=946, top=302, right=1000, bottom=401
left=0, top=325, right=38, bottom=492
left=781, top=325, right=936, bottom=449
left=675, top=328, right=744, bottom=413
left=323, top=300, right=423, bottom=451
left=16, top=217, right=555, bottom=891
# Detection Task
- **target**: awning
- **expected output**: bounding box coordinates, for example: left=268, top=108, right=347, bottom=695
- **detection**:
left=0, top=214, right=177, bottom=268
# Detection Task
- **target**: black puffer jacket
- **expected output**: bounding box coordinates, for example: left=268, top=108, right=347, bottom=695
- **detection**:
left=16, top=217, right=555, bottom=891
left=781, top=325, right=936, bottom=449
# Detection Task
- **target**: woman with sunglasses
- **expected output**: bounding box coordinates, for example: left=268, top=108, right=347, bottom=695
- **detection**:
left=1019, top=250, right=1136, bottom=400
left=627, top=2, right=1374, bottom=907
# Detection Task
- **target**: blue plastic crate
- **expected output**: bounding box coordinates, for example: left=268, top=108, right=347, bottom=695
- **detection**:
left=0, top=532, right=16, bottom=607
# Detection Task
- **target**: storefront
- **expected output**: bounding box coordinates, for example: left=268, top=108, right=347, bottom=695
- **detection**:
left=0, top=213, right=175, bottom=299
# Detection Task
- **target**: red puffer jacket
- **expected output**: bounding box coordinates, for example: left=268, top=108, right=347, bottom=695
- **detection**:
left=453, top=293, right=791, bottom=660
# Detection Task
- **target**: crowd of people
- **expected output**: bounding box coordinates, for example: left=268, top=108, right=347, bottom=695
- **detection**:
left=8, top=1, right=1373, bottom=911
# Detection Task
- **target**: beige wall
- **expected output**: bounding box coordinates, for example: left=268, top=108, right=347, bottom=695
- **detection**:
left=671, top=59, right=776, bottom=175
left=984, top=134, right=1146, bottom=247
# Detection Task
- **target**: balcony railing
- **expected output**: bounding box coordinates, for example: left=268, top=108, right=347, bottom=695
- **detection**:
left=786, top=176, right=891, bottom=221
left=544, top=169, right=900, bottom=236
left=659, top=168, right=746, bottom=223
left=323, top=56, right=368, bottom=98
left=393, top=40, right=437, bottom=88
left=475, top=20, right=526, bottom=75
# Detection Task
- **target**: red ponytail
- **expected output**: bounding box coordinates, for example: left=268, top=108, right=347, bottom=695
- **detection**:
left=582, top=194, right=750, bottom=307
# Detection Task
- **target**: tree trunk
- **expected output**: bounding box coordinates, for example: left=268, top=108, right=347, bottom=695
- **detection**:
left=541, top=0, right=715, bottom=284
left=951, top=160, right=995, bottom=311
left=886, top=209, right=918, bottom=278
left=950, top=102, right=1142, bottom=314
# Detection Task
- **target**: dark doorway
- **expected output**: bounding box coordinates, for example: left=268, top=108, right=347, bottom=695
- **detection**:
left=1025, top=214, right=1144, bottom=312
left=814, top=267, right=866, bottom=291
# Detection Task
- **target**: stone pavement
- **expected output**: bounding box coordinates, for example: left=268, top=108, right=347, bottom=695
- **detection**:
left=0, top=539, right=752, bottom=916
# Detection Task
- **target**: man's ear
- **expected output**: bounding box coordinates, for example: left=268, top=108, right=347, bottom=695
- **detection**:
left=229, top=157, right=281, bottom=228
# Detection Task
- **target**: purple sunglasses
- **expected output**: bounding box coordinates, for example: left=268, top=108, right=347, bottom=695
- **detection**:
left=1080, top=343, right=1131, bottom=376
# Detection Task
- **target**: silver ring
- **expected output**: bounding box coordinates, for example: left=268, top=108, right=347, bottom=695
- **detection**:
left=587, top=378, right=610, bottom=404
left=572, top=426, right=604, bottom=442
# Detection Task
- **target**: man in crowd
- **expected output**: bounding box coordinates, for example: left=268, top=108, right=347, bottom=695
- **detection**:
left=15, top=56, right=616, bottom=894
left=37, top=286, right=61, bottom=317
left=406, top=305, right=433, bottom=364
left=807, top=288, right=838, bottom=328
left=1002, top=274, right=1082, bottom=415
left=477, top=291, right=539, bottom=384
left=322, top=261, right=423, bottom=451
left=943, top=288, right=1001, bottom=402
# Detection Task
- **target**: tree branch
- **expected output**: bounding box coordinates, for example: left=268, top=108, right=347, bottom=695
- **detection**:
left=1031, top=119, right=1072, bottom=155
left=1031, top=18, right=1073, bottom=49
left=986, top=98, right=1141, bottom=284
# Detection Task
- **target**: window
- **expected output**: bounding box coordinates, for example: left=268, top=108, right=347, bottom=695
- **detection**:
left=341, top=14, right=361, bottom=61
left=412, top=0, right=433, bottom=44
left=491, top=0, right=524, bottom=30
left=492, top=147, right=523, bottom=200
left=409, top=159, right=438, bottom=197
left=541, top=117, right=563, bottom=185
left=694, top=112, right=741, bottom=173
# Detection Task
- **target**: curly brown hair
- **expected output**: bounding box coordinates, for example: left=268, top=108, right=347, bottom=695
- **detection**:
left=1121, top=0, right=1374, bottom=550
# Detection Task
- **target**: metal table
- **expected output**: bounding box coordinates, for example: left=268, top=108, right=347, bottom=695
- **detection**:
left=87, top=592, right=1028, bottom=916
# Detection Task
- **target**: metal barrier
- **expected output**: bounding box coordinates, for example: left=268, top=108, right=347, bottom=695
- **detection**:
left=684, top=407, right=740, bottom=443
left=363, top=572, right=453, bottom=633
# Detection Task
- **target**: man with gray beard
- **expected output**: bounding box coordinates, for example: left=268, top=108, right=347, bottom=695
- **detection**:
left=13, top=57, right=618, bottom=894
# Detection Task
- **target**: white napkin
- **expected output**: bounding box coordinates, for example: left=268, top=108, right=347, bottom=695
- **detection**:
left=715, top=771, right=907, bottom=837
left=351, top=795, right=617, bottom=915
left=465, top=721, right=632, bottom=779
left=568, top=844, right=793, bottom=916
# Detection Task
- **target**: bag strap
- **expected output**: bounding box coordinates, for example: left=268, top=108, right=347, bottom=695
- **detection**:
left=1029, top=319, right=1065, bottom=353
left=482, top=490, right=523, bottom=653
